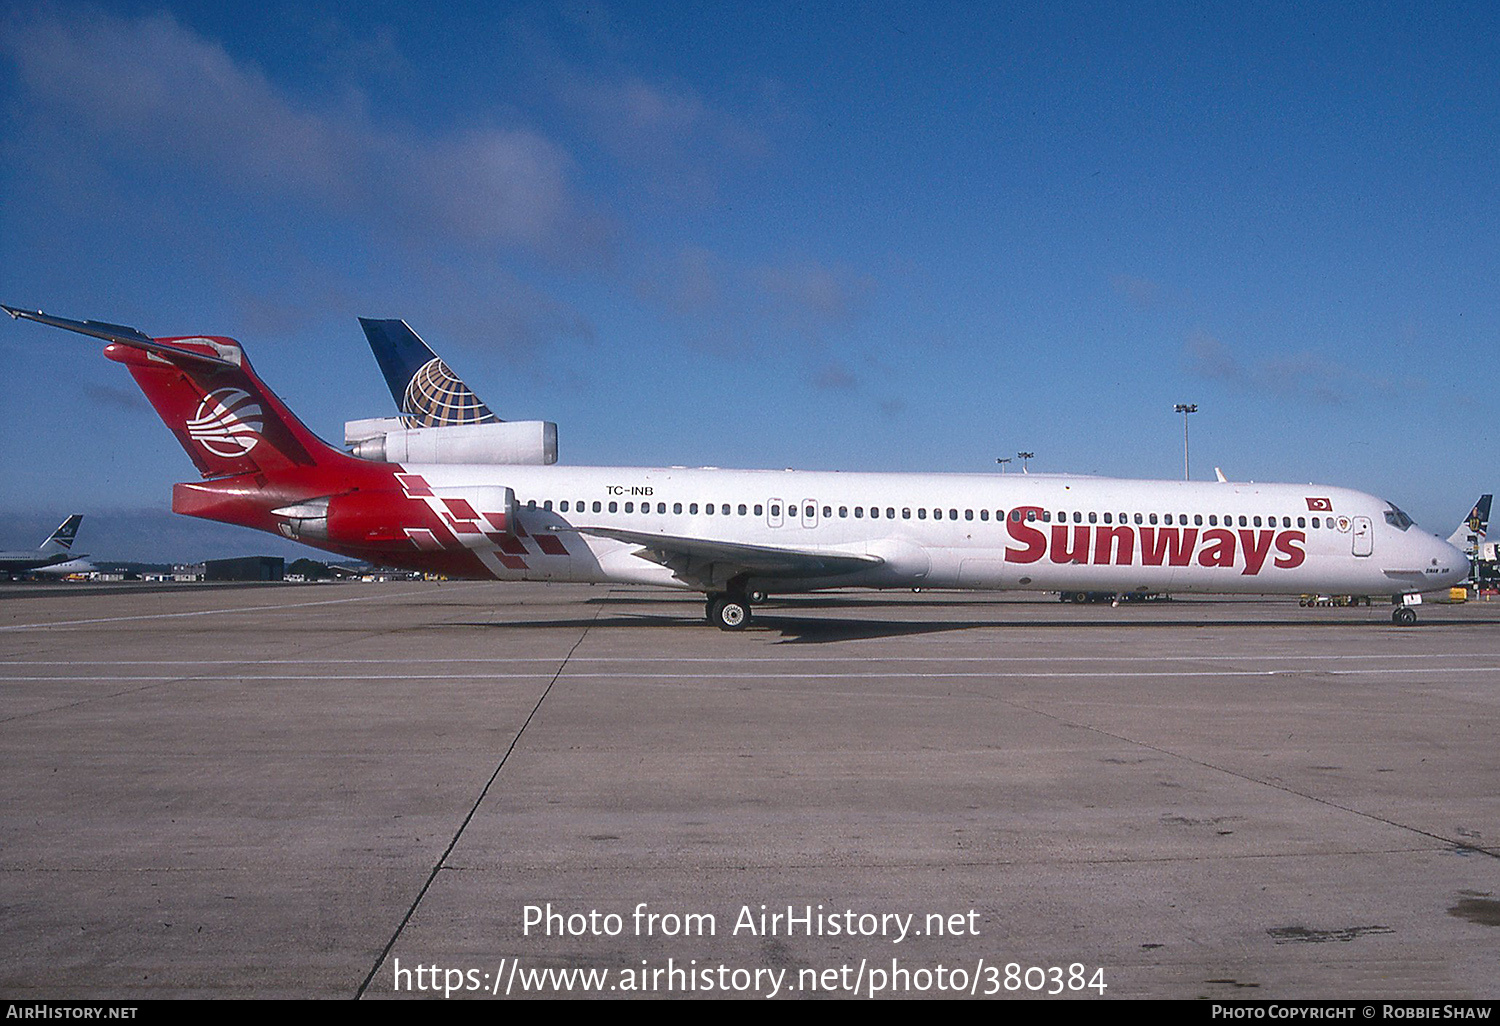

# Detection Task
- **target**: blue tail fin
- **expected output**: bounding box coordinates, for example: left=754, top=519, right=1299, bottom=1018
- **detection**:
left=42, top=514, right=82, bottom=552
left=1448, top=494, right=1492, bottom=550
left=357, top=318, right=499, bottom=428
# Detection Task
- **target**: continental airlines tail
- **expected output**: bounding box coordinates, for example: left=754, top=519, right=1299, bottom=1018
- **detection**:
left=358, top=318, right=498, bottom=428
left=5, top=305, right=1473, bottom=629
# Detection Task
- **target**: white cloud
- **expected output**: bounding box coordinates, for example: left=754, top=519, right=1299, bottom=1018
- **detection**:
left=1, top=8, right=604, bottom=263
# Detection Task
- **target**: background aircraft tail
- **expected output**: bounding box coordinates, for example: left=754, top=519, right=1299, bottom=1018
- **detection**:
left=1448, top=494, right=1491, bottom=550
left=358, top=318, right=499, bottom=428
left=40, top=514, right=82, bottom=552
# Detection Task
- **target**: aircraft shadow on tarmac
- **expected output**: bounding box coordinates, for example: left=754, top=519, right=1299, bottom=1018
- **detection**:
left=440, top=595, right=1484, bottom=644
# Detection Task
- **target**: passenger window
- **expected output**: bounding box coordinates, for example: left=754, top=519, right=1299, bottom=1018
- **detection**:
left=965, top=509, right=974, bottom=521
left=754, top=504, right=763, bottom=516
left=1026, top=510, right=1038, bottom=522
left=608, top=501, right=618, bottom=513
left=949, top=509, right=958, bottom=520
left=980, top=509, right=989, bottom=521
left=869, top=507, right=879, bottom=519
left=559, top=501, right=569, bottom=512
left=1164, top=514, right=1172, bottom=525
left=690, top=503, right=699, bottom=514
left=1312, top=517, right=1320, bottom=528
left=657, top=502, right=666, bottom=514
left=705, top=503, right=714, bottom=515
left=1194, top=514, right=1203, bottom=526
left=918, top=508, right=927, bottom=520
left=624, top=501, right=634, bottom=513
left=1134, top=513, right=1143, bottom=525
left=1297, top=516, right=1306, bottom=528
left=1102, top=512, right=1112, bottom=524
left=1252, top=516, right=1261, bottom=527
left=839, top=506, right=848, bottom=518
left=739, top=504, right=747, bottom=515
left=855, top=507, right=864, bottom=518
left=902, top=508, right=912, bottom=520
left=822, top=506, right=831, bottom=518
left=527, top=499, right=537, bottom=509
left=1149, top=513, right=1158, bottom=525
left=723, top=504, right=731, bottom=515
left=1088, top=512, right=1097, bottom=524
left=544, top=500, right=553, bottom=511
left=887, top=508, right=896, bottom=519
left=770, top=504, right=779, bottom=517
left=592, top=501, right=602, bottom=513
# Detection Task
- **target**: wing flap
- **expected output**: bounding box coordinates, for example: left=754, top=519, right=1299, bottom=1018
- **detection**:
left=576, top=525, right=882, bottom=584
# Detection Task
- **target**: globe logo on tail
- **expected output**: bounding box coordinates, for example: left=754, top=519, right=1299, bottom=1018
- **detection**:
left=187, top=387, right=263, bottom=458
left=401, top=358, right=496, bottom=427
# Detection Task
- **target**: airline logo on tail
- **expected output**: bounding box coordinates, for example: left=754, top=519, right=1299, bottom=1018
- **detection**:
left=49, top=515, right=82, bottom=551
left=401, top=357, right=495, bottom=428
left=1449, top=494, right=1492, bottom=550
left=186, top=387, right=264, bottom=457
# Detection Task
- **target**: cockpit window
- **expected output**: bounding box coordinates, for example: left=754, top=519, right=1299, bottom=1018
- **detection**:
left=1384, top=504, right=1414, bottom=531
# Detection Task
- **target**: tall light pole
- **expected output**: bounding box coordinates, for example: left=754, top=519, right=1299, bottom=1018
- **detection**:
left=1018, top=451, right=1034, bottom=474
left=995, top=458, right=1012, bottom=473
left=1173, top=403, right=1197, bottom=480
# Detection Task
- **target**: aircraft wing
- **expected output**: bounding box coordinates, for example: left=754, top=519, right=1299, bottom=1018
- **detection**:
left=575, top=525, right=882, bottom=587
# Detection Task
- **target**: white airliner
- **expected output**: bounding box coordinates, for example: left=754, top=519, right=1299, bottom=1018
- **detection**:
left=0, top=514, right=87, bottom=576
left=4, top=306, right=1471, bottom=628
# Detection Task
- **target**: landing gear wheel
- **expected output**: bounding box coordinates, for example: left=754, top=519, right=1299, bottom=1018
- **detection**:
left=706, top=594, right=750, bottom=631
left=1393, top=606, right=1418, bottom=626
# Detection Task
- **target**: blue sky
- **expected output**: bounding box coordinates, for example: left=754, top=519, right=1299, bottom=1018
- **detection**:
left=1, top=1, right=1495, bottom=561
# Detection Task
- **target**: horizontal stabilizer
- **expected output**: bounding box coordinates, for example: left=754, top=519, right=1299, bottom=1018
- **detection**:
left=3, top=306, right=238, bottom=369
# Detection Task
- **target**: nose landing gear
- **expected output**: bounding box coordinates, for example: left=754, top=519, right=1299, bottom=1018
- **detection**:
left=1392, top=606, right=1418, bottom=626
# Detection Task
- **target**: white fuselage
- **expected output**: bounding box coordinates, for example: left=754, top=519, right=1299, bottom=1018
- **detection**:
left=396, top=464, right=1470, bottom=596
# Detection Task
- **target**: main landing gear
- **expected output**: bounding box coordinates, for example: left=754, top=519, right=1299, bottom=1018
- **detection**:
left=706, top=587, right=753, bottom=631
left=1392, top=606, right=1418, bottom=626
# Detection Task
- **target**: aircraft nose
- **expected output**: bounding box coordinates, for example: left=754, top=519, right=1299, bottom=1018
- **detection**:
left=1438, top=539, right=1471, bottom=585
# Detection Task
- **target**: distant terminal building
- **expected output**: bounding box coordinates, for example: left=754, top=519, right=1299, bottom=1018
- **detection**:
left=204, top=556, right=284, bottom=582
left=172, top=563, right=205, bottom=582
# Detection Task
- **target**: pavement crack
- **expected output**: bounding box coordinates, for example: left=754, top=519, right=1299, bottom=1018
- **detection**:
left=354, top=597, right=605, bottom=1000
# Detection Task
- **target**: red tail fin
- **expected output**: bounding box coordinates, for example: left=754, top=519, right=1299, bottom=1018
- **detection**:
left=3, top=307, right=361, bottom=479
left=106, top=335, right=351, bottom=478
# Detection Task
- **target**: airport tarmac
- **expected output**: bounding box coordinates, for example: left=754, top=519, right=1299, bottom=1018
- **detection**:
left=1, top=581, right=1497, bottom=1000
